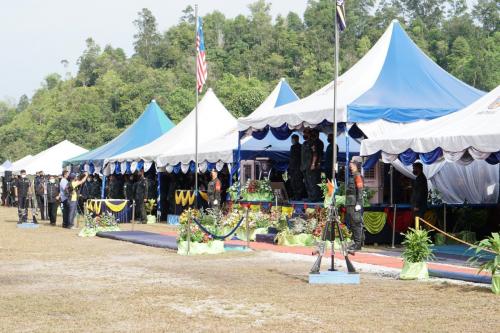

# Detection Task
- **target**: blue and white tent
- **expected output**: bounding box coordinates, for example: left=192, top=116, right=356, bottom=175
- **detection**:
left=238, top=79, right=360, bottom=165
left=65, top=100, right=175, bottom=172
left=238, top=20, right=484, bottom=138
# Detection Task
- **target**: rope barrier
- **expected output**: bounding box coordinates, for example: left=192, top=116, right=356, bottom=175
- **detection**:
left=417, top=217, right=496, bottom=254
left=192, top=216, right=246, bottom=240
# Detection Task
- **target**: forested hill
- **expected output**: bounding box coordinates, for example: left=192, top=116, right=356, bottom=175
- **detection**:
left=0, top=0, right=498, bottom=161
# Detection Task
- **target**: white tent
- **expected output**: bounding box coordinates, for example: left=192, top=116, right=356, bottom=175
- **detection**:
left=8, top=155, right=35, bottom=174
left=361, top=85, right=500, bottom=158
left=12, top=140, right=88, bottom=175
left=105, top=89, right=238, bottom=173
left=361, top=86, right=500, bottom=204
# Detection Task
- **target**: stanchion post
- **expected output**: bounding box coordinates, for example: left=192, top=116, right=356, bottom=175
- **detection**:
left=187, top=211, right=191, bottom=255
left=245, top=206, right=250, bottom=249
left=391, top=204, right=397, bottom=248
left=415, top=216, right=420, bottom=230
left=131, top=200, right=136, bottom=231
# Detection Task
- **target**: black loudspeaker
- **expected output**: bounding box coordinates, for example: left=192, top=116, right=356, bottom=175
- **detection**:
left=3, top=171, right=12, bottom=182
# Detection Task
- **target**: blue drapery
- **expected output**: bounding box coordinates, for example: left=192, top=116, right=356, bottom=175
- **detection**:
left=125, top=161, right=132, bottom=174
left=362, top=152, right=381, bottom=170
left=137, top=160, right=144, bottom=171
left=172, top=163, right=181, bottom=174
left=399, top=149, right=418, bottom=165
left=486, top=151, right=500, bottom=165
left=114, top=161, right=121, bottom=174
left=419, top=148, right=442, bottom=164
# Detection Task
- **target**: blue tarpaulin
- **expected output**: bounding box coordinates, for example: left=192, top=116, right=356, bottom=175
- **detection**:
left=64, top=100, right=175, bottom=168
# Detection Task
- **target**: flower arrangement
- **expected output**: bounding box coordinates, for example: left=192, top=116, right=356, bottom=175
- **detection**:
left=79, top=212, right=120, bottom=237
left=227, top=182, right=240, bottom=201
left=241, top=179, right=274, bottom=202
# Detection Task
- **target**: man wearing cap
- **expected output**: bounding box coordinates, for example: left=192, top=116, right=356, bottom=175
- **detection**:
left=345, top=157, right=365, bottom=252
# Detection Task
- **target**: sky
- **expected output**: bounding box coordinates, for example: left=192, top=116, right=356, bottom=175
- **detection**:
left=0, top=0, right=308, bottom=102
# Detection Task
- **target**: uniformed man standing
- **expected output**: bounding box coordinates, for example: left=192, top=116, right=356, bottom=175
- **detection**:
left=14, top=169, right=36, bottom=224
left=300, top=128, right=313, bottom=201
left=289, top=134, right=304, bottom=200
left=410, top=162, right=428, bottom=219
left=90, top=175, right=101, bottom=199
left=345, top=158, right=365, bottom=253
left=207, top=169, right=222, bottom=209
left=123, top=175, right=134, bottom=202
left=133, top=172, right=148, bottom=222
left=34, top=171, right=46, bottom=220
left=46, top=175, right=60, bottom=226
left=308, top=129, right=324, bottom=202
left=107, top=175, right=123, bottom=199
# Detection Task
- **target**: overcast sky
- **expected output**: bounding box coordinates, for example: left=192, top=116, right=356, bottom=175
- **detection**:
left=0, top=0, right=308, bottom=101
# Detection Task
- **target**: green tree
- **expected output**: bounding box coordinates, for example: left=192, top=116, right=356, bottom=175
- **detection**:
left=133, top=8, right=161, bottom=65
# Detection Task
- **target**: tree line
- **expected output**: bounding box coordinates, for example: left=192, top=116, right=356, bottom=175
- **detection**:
left=0, top=0, right=498, bottom=161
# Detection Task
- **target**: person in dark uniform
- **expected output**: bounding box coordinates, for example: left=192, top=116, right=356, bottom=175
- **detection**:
left=289, top=134, right=304, bottom=200
left=78, top=174, right=92, bottom=213
left=123, top=174, right=134, bottom=202
left=411, top=162, right=428, bottom=219
left=46, top=175, right=60, bottom=225
left=14, top=169, right=36, bottom=224
left=90, top=175, right=101, bottom=199
left=133, top=172, right=148, bottom=222
left=325, top=134, right=339, bottom=181
left=307, top=129, right=324, bottom=202
left=207, top=169, right=222, bottom=209
left=345, top=158, right=365, bottom=252
left=107, top=174, right=123, bottom=199
left=34, top=171, right=46, bottom=220
left=300, top=128, right=313, bottom=201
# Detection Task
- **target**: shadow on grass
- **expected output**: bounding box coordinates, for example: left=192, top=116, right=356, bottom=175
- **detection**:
left=267, top=268, right=309, bottom=283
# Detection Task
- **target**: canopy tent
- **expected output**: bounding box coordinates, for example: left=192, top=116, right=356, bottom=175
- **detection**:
left=105, top=89, right=238, bottom=174
left=64, top=100, right=175, bottom=171
left=237, top=20, right=484, bottom=139
left=8, top=155, right=34, bottom=175
left=11, top=140, right=88, bottom=175
left=361, top=85, right=500, bottom=163
left=0, top=160, right=12, bottom=176
left=360, top=87, right=500, bottom=204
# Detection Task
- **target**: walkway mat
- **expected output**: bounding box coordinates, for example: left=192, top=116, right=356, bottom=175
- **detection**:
left=429, top=269, right=492, bottom=284
left=97, top=231, right=243, bottom=251
left=97, top=231, right=178, bottom=250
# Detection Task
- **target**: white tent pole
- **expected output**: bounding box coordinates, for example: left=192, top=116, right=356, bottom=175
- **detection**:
left=194, top=4, right=199, bottom=208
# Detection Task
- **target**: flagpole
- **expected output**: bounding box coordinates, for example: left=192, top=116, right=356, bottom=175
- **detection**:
left=194, top=4, right=199, bottom=208
left=330, top=3, right=340, bottom=272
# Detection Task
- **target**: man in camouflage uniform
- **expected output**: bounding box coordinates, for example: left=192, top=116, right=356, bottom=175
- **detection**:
left=207, top=169, right=222, bottom=209
left=345, top=157, right=365, bottom=253
left=14, top=170, right=37, bottom=224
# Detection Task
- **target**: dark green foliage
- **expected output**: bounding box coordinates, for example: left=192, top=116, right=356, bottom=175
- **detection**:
left=0, top=0, right=497, bottom=161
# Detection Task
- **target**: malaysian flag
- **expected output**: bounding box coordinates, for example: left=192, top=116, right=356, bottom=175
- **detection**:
left=336, top=0, right=346, bottom=32
left=196, top=17, right=208, bottom=93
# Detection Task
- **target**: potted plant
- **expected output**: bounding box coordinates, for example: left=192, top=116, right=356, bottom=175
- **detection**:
left=400, top=228, right=435, bottom=280
left=145, top=199, right=157, bottom=224
left=469, top=233, right=500, bottom=294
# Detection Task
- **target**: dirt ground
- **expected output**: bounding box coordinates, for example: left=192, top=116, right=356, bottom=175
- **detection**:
left=0, top=207, right=498, bottom=333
